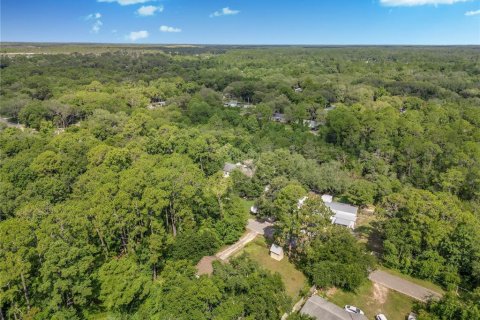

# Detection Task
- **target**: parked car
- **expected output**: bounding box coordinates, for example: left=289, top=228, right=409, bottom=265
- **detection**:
left=375, top=314, right=388, bottom=320
left=408, top=313, right=417, bottom=320
left=344, top=305, right=365, bottom=315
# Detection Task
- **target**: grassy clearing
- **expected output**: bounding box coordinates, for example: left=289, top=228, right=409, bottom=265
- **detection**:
left=327, top=280, right=416, bottom=320
left=237, top=237, right=308, bottom=300
left=239, top=198, right=255, bottom=217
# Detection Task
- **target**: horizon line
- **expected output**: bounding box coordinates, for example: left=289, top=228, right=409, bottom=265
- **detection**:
left=1, top=41, right=480, bottom=47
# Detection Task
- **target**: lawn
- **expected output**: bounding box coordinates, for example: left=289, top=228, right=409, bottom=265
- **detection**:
left=238, top=198, right=255, bottom=218
left=236, top=237, right=308, bottom=300
left=327, top=280, right=416, bottom=320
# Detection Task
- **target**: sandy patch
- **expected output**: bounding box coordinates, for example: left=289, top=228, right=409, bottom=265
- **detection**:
left=373, top=283, right=388, bottom=305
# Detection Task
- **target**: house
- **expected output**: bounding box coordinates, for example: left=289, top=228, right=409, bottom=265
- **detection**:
left=300, top=296, right=367, bottom=320
left=272, top=112, right=287, bottom=123
left=146, top=100, right=167, bottom=110
left=223, top=161, right=255, bottom=178
left=303, top=119, right=320, bottom=130
left=223, top=163, right=237, bottom=177
left=270, top=244, right=284, bottom=261
left=321, top=194, right=333, bottom=203
left=322, top=194, right=358, bottom=229
left=224, top=100, right=239, bottom=107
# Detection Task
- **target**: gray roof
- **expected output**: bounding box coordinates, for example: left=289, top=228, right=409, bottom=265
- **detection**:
left=333, top=211, right=357, bottom=222
left=333, top=217, right=354, bottom=227
left=270, top=244, right=283, bottom=255
left=300, top=296, right=367, bottom=320
left=223, top=163, right=237, bottom=172
left=325, top=201, right=358, bottom=215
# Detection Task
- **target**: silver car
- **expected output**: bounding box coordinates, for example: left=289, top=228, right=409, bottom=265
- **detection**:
left=344, top=305, right=365, bottom=315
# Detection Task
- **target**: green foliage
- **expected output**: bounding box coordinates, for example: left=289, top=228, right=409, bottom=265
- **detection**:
left=98, top=257, right=151, bottom=311
left=1, top=46, right=479, bottom=318
left=380, top=188, right=480, bottom=289
left=345, top=179, right=376, bottom=206
left=302, top=228, right=375, bottom=291
left=417, top=289, right=480, bottom=320
left=170, top=229, right=221, bottom=263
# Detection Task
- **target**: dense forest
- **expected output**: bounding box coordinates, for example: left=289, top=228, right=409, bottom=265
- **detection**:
left=0, top=45, right=479, bottom=319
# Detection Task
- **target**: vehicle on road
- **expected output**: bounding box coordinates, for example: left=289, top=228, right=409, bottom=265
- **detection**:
left=375, top=314, right=388, bottom=320
left=344, top=305, right=365, bottom=315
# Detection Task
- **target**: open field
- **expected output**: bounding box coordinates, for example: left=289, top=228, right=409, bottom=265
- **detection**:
left=236, top=237, right=308, bottom=300
left=327, top=281, right=416, bottom=320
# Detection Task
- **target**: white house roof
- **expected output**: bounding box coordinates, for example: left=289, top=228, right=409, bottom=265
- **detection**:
left=301, top=296, right=367, bottom=320
left=322, top=194, right=333, bottom=203
left=325, top=201, right=358, bottom=215
left=270, top=244, right=283, bottom=255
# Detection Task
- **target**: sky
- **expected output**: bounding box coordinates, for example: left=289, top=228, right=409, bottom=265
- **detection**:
left=1, top=0, right=479, bottom=45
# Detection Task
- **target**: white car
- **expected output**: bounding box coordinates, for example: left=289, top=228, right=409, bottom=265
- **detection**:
left=408, top=313, right=417, bottom=320
left=344, top=305, right=365, bottom=315
left=375, top=314, right=388, bottom=320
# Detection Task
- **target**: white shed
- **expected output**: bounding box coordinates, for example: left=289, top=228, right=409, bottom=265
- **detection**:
left=270, top=244, right=284, bottom=261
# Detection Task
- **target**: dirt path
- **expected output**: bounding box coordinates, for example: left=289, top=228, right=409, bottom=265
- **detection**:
left=369, top=270, right=442, bottom=302
left=215, top=231, right=257, bottom=261
left=215, top=219, right=272, bottom=261
left=372, top=282, right=388, bottom=305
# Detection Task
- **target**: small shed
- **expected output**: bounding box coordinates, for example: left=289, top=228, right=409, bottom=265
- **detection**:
left=270, top=244, right=284, bottom=261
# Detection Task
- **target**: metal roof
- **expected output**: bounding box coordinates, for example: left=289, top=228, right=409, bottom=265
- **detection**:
left=301, top=296, right=367, bottom=320
left=270, top=244, right=283, bottom=255
left=333, top=217, right=354, bottom=227
left=325, top=201, right=358, bottom=215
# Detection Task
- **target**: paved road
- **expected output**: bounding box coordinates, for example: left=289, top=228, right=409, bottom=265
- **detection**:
left=369, top=270, right=442, bottom=302
left=246, top=218, right=273, bottom=235
left=215, top=219, right=273, bottom=261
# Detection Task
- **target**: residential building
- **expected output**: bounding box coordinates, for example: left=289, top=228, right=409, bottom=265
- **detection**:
left=301, top=296, right=367, bottom=320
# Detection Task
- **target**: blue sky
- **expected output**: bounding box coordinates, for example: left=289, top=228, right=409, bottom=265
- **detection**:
left=1, top=0, right=479, bottom=44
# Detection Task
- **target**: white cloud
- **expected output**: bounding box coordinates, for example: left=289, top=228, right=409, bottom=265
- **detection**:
left=210, top=7, right=240, bottom=17
left=86, top=13, right=103, bottom=34
left=380, top=0, right=470, bottom=6
left=127, top=30, right=149, bottom=41
left=92, top=20, right=103, bottom=33
left=160, top=25, right=182, bottom=33
left=86, top=12, right=102, bottom=20
left=98, top=0, right=155, bottom=6
left=465, top=9, right=480, bottom=15
left=137, top=5, right=163, bottom=16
